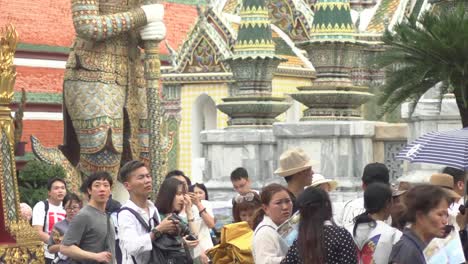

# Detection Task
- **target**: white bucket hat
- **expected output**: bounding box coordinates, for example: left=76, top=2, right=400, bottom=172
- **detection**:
left=309, top=174, right=338, bottom=191
left=275, top=148, right=315, bottom=177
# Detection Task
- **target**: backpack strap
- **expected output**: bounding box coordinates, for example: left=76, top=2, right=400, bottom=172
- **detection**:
left=118, top=207, right=152, bottom=232
left=118, top=207, right=159, bottom=264
left=43, top=200, right=49, bottom=233
left=254, top=224, right=276, bottom=236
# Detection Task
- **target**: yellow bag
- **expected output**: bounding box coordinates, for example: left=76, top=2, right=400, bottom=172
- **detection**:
left=206, top=222, right=254, bottom=264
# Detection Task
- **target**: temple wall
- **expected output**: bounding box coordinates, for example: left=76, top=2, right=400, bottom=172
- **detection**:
left=179, top=83, right=229, bottom=175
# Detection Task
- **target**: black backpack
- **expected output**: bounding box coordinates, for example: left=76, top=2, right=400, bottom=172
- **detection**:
left=118, top=207, right=193, bottom=264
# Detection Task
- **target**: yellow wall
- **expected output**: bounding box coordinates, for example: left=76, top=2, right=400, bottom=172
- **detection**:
left=179, top=83, right=229, bottom=174
left=272, top=76, right=312, bottom=121
left=178, top=75, right=313, bottom=174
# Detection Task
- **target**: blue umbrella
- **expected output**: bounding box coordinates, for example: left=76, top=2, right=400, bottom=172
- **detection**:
left=397, top=127, right=468, bottom=171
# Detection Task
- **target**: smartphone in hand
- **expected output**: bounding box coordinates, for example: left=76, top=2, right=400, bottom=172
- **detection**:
left=186, top=234, right=198, bottom=241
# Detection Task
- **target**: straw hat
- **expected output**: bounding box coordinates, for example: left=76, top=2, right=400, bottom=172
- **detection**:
left=309, top=174, right=338, bottom=191
left=275, top=148, right=315, bottom=177
left=429, top=173, right=461, bottom=199
left=392, top=189, right=407, bottom=197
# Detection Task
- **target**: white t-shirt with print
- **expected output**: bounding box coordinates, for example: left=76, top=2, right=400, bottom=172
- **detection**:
left=32, top=200, right=66, bottom=259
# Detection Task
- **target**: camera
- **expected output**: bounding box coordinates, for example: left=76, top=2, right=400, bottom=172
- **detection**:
left=186, top=234, right=198, bottom=241
left=458, top=200, right=468, bottom=215
left=169, top=213, right=193, bottom=237
left=443, top=225, right=454, bottom=237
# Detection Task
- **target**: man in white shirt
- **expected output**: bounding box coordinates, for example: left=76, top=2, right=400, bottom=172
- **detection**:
left=338, top=163, right=390, bottom=232
left=32, top=177, right=67, bottom=264
left=117, top=160, right=179, bottom=264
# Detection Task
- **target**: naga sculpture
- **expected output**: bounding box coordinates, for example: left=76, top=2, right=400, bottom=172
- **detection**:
left=32, top=0, right=166, bottom=196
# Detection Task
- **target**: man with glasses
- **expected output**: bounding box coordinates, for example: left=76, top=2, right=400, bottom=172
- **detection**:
left=47, top=193, right=82, bottom=264
left=60, top=172, right=116, bottom=264
left=231, top=167, right=256, bottom=196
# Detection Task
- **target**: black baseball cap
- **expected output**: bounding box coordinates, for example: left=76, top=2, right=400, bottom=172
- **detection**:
left=362, top=163, right=390, bottom=185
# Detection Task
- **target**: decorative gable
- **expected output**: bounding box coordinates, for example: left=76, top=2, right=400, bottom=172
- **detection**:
left=267, top=0, right=313, bottom=41
left=174, top=8, right=234, bottom=74
left=182, top=36, right=227, bottom=73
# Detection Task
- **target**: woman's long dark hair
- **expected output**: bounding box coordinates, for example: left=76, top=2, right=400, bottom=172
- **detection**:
left=155, top=178, right=185, bottom=214
left=353, top=183, right=392, bottom=236
left=297, top=187, right=333, bottom=264
left=252, top=183, right=290, bottom=229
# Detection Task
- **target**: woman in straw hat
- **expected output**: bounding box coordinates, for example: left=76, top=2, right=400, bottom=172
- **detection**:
left=308, top=174, right=338, bottom=193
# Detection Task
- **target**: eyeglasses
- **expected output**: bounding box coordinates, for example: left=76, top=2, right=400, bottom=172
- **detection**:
left=65, top=206, right=80, bottom=212
left=235, top=192, right=255, bottom=204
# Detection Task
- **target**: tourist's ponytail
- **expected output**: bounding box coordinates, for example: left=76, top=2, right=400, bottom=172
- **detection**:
left=353, top=211, right=375, bottom=236
left=353, top=182, right=393, bottom=236
left=252, top=207, right=266, bottom=230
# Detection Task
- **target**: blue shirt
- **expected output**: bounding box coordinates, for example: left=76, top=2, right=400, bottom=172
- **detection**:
left=389, top=228, right=427, bottom=264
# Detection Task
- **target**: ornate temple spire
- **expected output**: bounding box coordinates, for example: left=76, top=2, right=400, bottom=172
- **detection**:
left=310, top=0, right=356, bottom=42
left=291, top=0, right=373, bottom=121
left=231, top=0, right=277, bottom=58
left=217, top=0, right=290, bottom=127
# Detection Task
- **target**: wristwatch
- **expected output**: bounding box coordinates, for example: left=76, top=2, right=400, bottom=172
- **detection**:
left=152, top=227, right=163, bottom=240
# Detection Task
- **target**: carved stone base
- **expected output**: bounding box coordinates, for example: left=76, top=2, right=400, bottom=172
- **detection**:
left=217, top=96, right=291, bottom=127
left=290, top=86, right=373, bottom=120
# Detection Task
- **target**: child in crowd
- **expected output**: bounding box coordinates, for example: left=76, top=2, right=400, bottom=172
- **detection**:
left=232, top=191, right=262, bottom=229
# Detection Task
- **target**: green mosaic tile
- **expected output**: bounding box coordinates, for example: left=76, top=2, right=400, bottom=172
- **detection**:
left=164, top=0, right=207, bottom=5
left=17, top=43, right=70, bottom=55
left=15, top=152, right=36, bottom=161
left=13, top=92, right=62, bottom=105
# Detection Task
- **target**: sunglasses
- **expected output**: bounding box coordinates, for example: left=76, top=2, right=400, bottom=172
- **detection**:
left=235, top=192, right=255, bottom=204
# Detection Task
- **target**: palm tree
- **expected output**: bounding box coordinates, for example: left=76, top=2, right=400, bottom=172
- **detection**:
left=377, top=4, right=468, bottom=127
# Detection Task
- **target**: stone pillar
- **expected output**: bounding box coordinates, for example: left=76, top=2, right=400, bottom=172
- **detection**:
left=200, top=129, right=279, bottom=200
left=373, top=123, right=408, bottom=182
left=273, top=120, right=376, bottom=204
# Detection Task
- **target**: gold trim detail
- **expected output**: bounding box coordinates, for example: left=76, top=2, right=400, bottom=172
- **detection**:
left=0, top=24, right=44, bottom=264
left=314, top=2, right=351, bottom=10
left=311, top=23, right=355, bottom=33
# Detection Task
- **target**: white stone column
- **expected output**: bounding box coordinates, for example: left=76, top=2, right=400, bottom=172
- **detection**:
left=200, top=129, right=279, bottom=200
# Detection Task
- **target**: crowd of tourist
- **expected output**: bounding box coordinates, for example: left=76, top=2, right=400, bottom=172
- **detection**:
left=19, top=147, right=468, bottom=264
